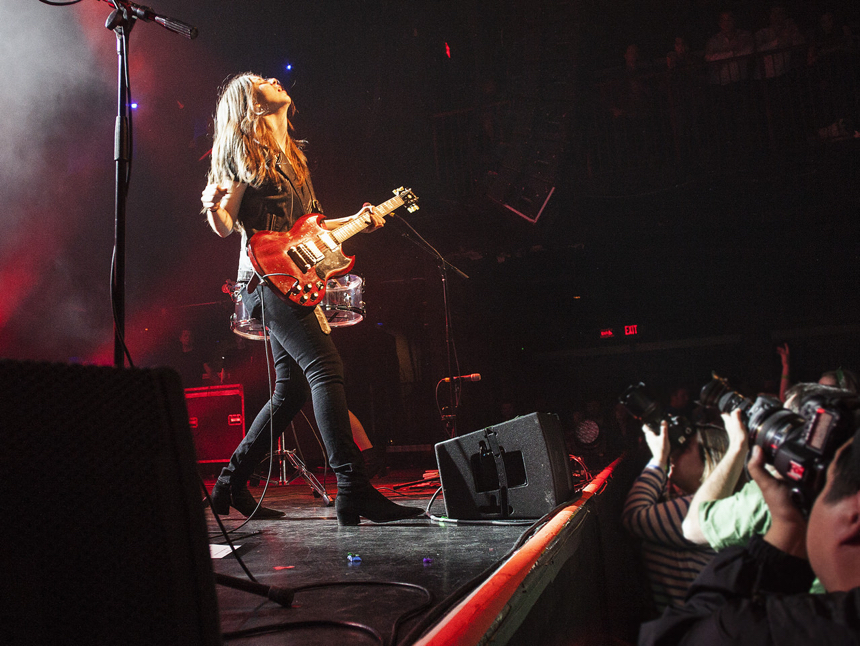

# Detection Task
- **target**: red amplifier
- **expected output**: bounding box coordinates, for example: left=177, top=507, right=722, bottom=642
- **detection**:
left=184, top=384, right=245, bottom=463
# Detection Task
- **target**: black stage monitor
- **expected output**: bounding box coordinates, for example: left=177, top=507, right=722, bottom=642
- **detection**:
left=1, top=359, right=222, bottom=646
left=435, top=412, right=573, bottom=520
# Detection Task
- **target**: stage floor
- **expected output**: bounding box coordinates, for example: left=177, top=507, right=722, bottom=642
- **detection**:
left=203, top=468, right=537, bottom=646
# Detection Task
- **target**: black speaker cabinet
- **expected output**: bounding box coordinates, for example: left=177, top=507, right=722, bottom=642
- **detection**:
left=0, top=359, right=221, bottom=646
left=185, top=384, right=246, bottom=463
left=435, top=412, right=572, bottom=520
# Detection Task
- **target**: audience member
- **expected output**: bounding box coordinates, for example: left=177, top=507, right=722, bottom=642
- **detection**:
left=666, top=385, right=693, bottom=418
left=705, top=11, right=755, bottom=85
left=606, top=43, right=657, bottom=161
left=666, top=36, right=695, bottom=70
left=819, top=368, right=859, bottom=393
left=775, top=340, right=858, bottom=396
left=609, top=44, right=654, bottom=118
left=622, top=419, right=728, bottom=612
left=173, top=327, right=212, bottom=388
left=681, top=407, right=761, bottom=549
left=777, top=342, right=790, bottom=401
left=807, top=10, right=857, bottom=137
left=804, top=9, right=855, bottom=142
left=664, top=36, right=702, bottom=163
left=640, top=411, right=860, bottom=644
left=807, top=11, right=855, bottom=66
left=580, top=4, right=856, bottom=169
left=681, top=382, right=853, bottom=593
left=754, top=5, right=805, bottom=79
left=702, top=11, right=758, bottom=150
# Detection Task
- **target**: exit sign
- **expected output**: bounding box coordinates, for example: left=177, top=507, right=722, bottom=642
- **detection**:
left=600, top=324, right=639, bottom=339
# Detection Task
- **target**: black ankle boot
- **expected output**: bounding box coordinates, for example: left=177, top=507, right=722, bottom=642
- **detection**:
left=209, top=481, right=285, bottom=519
left=230, top=485, right=285, bottom=519
left=210, top=481, right=232, bottom=515
left=335, top=484, right=423, bottom=525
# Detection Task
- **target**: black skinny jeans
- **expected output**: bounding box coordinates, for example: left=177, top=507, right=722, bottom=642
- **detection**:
left=217, top=284, right=365, bottom=491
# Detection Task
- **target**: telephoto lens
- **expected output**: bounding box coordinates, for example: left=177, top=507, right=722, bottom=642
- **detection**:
left=619, top=382, right=695, bottom=449
left=698, top=373, right=754, bottom=421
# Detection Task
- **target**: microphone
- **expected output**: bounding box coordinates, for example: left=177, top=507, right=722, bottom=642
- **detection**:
left=443, top=373, right=481, bottom=383
left=112, top=1, right=199, bottom=39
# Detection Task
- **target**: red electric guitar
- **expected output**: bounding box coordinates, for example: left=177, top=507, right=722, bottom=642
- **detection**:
left=247, top=186, right=419, bottom=307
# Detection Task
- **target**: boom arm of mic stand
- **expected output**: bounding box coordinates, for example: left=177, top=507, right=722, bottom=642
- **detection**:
left=392, top=213, right=469, bottom=279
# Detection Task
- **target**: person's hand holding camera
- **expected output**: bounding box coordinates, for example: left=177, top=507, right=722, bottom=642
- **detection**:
left=748, top=444, right=809, bottom=559
left=644, top=420, right=671, bottom=471
left=722, top=408, right=749, bottom=455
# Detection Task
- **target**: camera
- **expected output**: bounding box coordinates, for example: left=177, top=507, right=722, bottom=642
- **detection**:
left=699, top=373, right=859, bottom=511
left=619, top=382, right=696, bottom=450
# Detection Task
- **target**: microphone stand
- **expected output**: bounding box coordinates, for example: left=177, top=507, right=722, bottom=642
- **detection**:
left=393, top=214, right=468, bottom=437
left=102, top=1, right=196, bottom=368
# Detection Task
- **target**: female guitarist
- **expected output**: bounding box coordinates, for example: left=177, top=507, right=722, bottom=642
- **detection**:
left=200, top=73, right=421, bottom=524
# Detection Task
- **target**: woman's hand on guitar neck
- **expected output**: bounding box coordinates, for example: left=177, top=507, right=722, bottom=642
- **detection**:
left=360, top=203, right=385, bottom=233
left=325, top=204, right=385, bottom=232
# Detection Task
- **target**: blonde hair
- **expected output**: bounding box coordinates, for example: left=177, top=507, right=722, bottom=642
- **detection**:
left=698, top=425, right=729, bottom=483
left=207, top=72, right=309, bottom=189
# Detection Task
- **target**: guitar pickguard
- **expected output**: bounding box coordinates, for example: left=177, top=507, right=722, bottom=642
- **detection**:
left=314, top=249, right=352, bottom=282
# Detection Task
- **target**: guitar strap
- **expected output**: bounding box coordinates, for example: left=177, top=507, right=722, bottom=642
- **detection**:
left=271, top=157, right=331, bottom=336
left=245, top=272, right=260, bottom=294
left=275, top=155, right=322, bottom=218
left=307, top=179, right=323, bottom=215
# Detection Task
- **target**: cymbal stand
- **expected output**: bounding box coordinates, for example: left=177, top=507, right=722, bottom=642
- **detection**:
left=257, top=427, right=332, bottom=505
left=280, top=449, right=332, bottom=505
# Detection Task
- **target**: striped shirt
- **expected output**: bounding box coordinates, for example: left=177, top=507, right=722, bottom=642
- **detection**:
left=622, top=464, right=716, bottom=611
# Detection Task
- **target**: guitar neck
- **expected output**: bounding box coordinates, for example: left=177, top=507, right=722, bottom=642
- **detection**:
left=331, top=195, right=405, bottom=245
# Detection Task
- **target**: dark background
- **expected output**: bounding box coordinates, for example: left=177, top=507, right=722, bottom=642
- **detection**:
left=3, top=0, right=859, bottom=449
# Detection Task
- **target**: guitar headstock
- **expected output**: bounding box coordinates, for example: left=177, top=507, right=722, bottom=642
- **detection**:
left=394, top=186, right=420, bottom=213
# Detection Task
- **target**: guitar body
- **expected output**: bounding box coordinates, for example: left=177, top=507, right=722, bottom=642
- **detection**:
left=248, top=214, right=355, bottom=307
left=246, top=187, right=419, bottom=307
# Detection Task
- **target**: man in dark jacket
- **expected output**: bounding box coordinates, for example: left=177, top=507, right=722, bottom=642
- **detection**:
left=639, top=424, right=860, bottom=645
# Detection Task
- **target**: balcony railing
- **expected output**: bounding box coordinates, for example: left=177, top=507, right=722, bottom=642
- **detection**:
left=431, top=44, right=859, bottom=200
left=582, top=45, right=859, bottom=182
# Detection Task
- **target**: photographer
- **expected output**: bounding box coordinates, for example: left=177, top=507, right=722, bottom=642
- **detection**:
left=683, top=384, right=849, bottom=574
left=681, top=407, right=765, bottom=548
left=639, top=425, right=860, bottom=644
left=622, top=420, right=728, bottom=611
